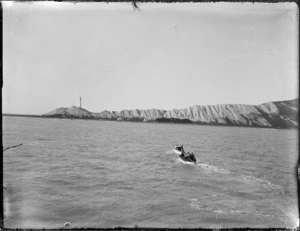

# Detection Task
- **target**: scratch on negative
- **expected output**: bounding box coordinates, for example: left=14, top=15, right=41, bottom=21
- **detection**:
left=224, top=50, right=276, bottom=64
left=99, top=210, right=105, bottom=226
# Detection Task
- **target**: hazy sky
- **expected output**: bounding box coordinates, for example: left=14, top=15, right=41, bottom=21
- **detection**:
left=3, top=2, right=299, bottom=114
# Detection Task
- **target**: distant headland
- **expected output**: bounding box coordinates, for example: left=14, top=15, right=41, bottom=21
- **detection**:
left=36, top=99, right=298, bottom=129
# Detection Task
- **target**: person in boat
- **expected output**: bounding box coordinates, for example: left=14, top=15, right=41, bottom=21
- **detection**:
left=189, top=152, right=196, bottom=161
left=179, top=148, right=189, bottom=158
left=180, top=150, right=196, bottom=162
left=176, top=145, right=184, bottom=153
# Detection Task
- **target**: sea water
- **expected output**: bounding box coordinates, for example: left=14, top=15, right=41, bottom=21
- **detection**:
left=3, top=116, right=299, bottom=228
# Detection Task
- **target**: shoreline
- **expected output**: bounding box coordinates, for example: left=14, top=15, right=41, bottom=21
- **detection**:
left=2, top=114, right=296, bottom=130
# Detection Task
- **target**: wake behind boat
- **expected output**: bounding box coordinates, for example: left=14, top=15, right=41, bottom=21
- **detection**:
left=174, top=145, right=197, bottom=163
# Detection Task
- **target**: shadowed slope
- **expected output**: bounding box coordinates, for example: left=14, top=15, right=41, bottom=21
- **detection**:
left=43, top=106, right=93, bottom=118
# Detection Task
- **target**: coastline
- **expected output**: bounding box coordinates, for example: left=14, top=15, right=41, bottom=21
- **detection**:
left=3, top=114, right=296, bottom=130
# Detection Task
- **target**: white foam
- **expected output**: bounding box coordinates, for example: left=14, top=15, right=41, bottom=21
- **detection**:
left=197, top=163, right=230, bottom=174
left=176, top=158, right=196, bottom=165
left=189, top=199, right=228, bottom=216
left=188, top=198, right=253, bottom=219
left=243, top=175, right=283, bottom=194
left=165, top=149, right=175, bottom=154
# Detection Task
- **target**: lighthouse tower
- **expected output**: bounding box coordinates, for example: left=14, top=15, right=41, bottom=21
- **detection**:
left=80, top=97, right=82, bottom=108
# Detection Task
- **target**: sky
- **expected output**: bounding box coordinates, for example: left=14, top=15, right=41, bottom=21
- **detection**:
left=3, top=2, right=299, bottom=115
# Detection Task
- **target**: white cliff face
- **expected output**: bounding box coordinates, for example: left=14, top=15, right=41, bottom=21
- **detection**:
left=42, top=99, right=298, bottom=128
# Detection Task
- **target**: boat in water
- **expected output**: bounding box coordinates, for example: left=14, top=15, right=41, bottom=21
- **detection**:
left=174, top=145, right=197, bottom=163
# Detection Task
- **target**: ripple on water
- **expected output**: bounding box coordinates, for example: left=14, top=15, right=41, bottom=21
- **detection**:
left=3, top=117, right=298, bottom=228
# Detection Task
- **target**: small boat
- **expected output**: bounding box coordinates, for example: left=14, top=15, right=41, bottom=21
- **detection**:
left=179, top=152, right=196, bottom=163
left=174, top=145, right=197, bottom=163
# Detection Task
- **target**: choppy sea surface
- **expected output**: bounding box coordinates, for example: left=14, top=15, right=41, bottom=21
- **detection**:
left=3, top=116, right=299, bottom=229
